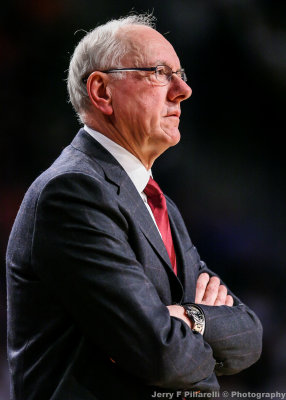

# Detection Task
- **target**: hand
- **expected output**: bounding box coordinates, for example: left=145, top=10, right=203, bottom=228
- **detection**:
left=167, top=305, right=193, bottom=329
left=195, top=273, right=234, bottom=306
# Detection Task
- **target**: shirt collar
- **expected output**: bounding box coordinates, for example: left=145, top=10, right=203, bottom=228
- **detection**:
left=84, top=125, right=152, bottom=193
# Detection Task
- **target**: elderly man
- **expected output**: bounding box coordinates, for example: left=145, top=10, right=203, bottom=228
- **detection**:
left=6, top=14, right=262, bottom=400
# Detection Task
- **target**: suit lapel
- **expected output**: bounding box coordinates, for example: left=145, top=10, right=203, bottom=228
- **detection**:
left=71, top=129, right=177, bottom=274
left=119, top=178, right=184, bottom=302
left=167, top=201, right=197, bottom=303
left=167, top=208, right=187, bottom=291
left=119, top=173, right=173, bottom=269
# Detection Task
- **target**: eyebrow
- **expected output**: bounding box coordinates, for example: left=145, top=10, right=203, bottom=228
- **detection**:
left=153, top=60, right=182, bottom=70
left=154, top=60, right=169, bottom=66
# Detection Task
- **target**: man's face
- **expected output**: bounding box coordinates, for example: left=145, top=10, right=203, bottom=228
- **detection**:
left=108, top=26, right=192, bottom=163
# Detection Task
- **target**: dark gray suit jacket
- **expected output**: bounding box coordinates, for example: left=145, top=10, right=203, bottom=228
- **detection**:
left=6, top=129, right=262, bottom=399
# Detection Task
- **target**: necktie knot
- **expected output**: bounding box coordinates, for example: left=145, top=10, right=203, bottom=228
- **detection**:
left=144, top=177, right=165, bottom=209
left=144, top=177, right=163, bottom=199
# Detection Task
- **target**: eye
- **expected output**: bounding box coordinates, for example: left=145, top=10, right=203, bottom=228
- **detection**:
left=155, top=65, right=172, bottom=83
left=156, top=66, right=166, bottom=76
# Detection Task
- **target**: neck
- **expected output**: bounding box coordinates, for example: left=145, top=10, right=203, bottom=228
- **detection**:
left=84, top=117, right=161, bottom=170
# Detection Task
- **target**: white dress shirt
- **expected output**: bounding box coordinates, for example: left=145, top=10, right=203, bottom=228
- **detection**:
left=84, top=125, right=160, bottom=233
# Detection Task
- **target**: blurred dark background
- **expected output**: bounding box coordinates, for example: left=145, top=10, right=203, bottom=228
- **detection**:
left=1, top=0, right=286, bottom=397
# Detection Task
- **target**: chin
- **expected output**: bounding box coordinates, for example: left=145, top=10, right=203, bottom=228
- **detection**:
left=165, top=128, right=181, bottom=146
left=151, top=127, right=181, bottom=152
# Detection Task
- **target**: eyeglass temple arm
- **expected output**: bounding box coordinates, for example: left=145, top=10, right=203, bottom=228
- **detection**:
left=102, top=67, right=156, bottom=73
left=82, top=67, right=156, bottom=82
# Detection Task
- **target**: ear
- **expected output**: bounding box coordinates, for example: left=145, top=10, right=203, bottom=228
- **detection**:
left=86, top=72, right=113, bottom=115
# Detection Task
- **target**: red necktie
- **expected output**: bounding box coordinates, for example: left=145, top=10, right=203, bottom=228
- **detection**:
left=144, top=177, right=177, bottom=275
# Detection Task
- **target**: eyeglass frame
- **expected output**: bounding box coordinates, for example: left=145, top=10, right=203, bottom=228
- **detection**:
left=82, top=65, right=187, bottom=84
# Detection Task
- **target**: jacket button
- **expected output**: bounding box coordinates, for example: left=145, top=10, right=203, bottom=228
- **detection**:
left=216, top=361, right=224, bottom=368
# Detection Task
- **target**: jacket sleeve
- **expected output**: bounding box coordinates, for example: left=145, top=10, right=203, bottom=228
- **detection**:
left=165, top=195, right=263, bottom=377
left=32, top=172, right=218, bottom=391
left=196, top=258, right=263, bottom=376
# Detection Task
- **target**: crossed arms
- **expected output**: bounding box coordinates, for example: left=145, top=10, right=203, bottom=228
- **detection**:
left=33, top=172, right=262, bottom=391
left=168, top=273, right=234, bottom=328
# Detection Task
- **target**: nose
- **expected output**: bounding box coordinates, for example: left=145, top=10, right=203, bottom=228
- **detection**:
left=167, top=76, right=192, bottom=102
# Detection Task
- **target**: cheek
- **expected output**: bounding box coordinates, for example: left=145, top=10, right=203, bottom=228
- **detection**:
left=132, top=98, right=163, bottom=130
left=112, top=84, right=167, bottom=128
left=143, top=95, right=167, bottom=123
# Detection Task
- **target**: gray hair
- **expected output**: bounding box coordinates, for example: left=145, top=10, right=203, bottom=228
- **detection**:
left=67, top=13, right=156, bottom=122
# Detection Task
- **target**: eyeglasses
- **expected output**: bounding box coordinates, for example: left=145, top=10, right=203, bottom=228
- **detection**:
left=82, top=65, right=187, bottom=84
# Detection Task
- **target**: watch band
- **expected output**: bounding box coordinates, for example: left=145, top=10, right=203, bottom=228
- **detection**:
left=183, top=304, right=205, bottom=335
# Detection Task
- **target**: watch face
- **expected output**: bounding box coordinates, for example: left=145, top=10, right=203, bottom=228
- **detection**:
left=190, top=307, right=204, bottom=323
left=185, top=305, right=205, bottom=334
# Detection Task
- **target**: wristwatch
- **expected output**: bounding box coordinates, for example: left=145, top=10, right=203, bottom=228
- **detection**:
left=183, top=304, right=205, bottom=335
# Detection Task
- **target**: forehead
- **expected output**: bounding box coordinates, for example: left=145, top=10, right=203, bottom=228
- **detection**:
left=120, top=25, right=181, bottom=68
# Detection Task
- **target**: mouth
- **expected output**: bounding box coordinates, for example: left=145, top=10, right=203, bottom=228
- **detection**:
left=166, top=110, right=181, bottom=118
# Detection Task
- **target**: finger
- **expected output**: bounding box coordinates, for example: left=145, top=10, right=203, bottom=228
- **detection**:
left=214, top=285, right=227, bottom=306
left=201, top=276, right=220, bottom=305
left=195, top=273, right=210, bottom=303
left=225, top=295, right=234, bottom=307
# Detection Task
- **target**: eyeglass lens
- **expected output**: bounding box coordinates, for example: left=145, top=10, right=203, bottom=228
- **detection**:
left=155, top=65, right=187, bottom=83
